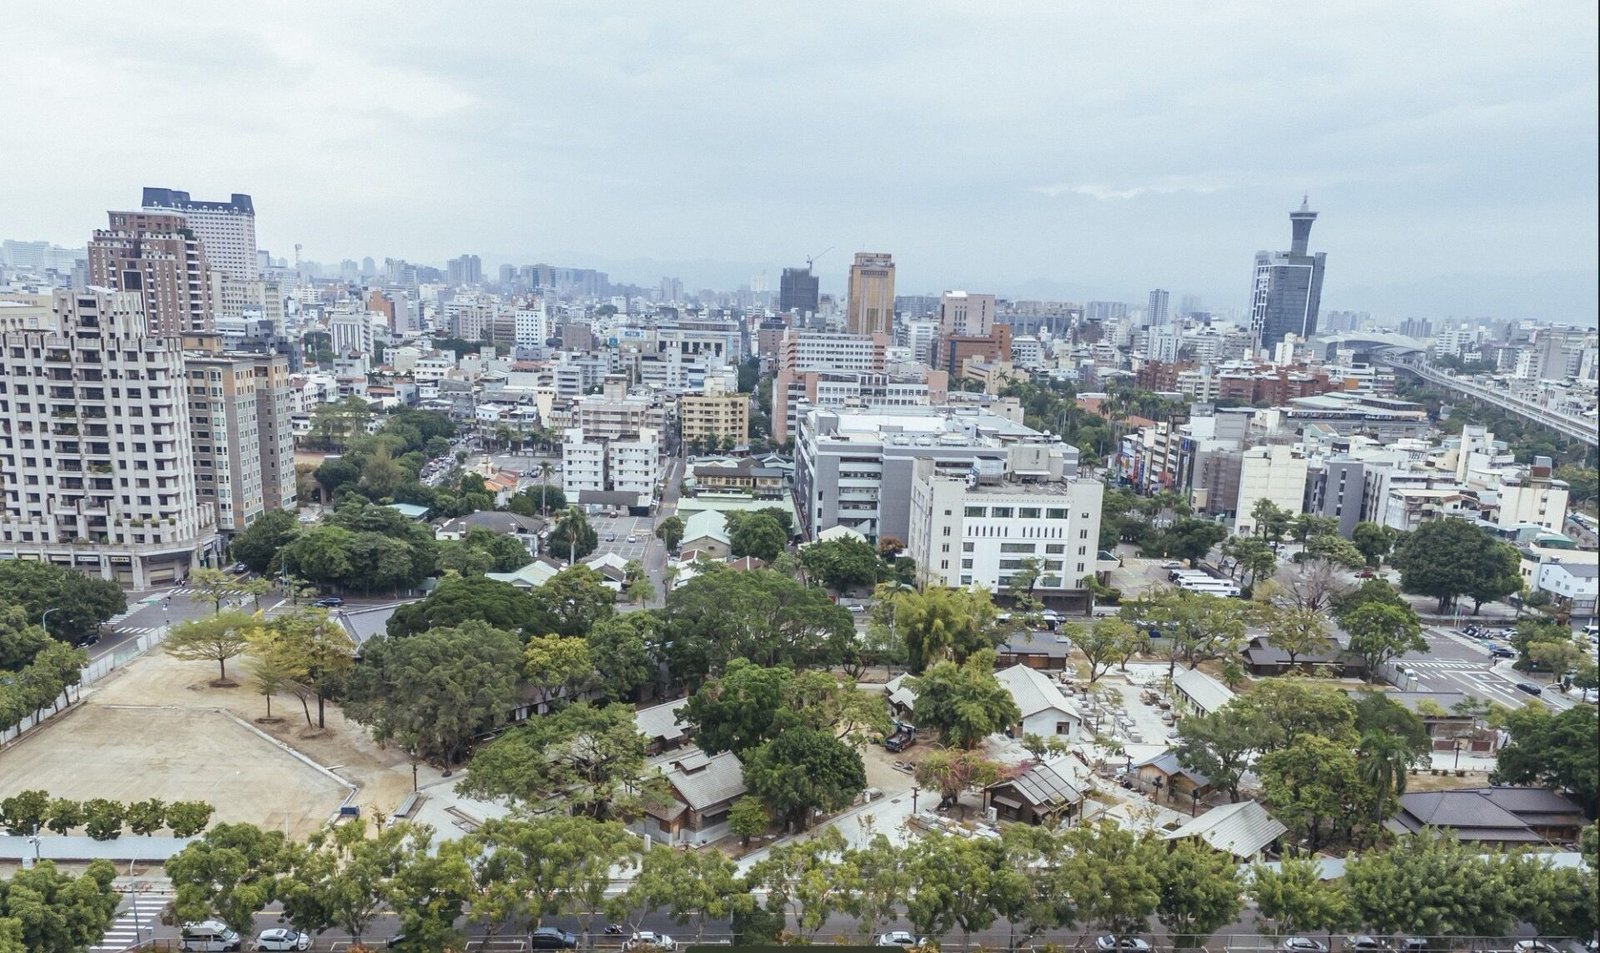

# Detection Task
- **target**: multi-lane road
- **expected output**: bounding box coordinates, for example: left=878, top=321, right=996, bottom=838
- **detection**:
left=1400, top=627, right=1574, bottom=711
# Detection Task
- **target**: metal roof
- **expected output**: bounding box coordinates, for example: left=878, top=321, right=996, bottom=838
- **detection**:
left=1162, top=799, right=1287, bottom=859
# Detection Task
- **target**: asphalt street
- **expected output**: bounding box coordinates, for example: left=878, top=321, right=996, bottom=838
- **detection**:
left=1400, top=627, right=1564, bottom=711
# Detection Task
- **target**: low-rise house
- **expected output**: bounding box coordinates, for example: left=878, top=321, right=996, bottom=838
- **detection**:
left=690, top=457, right=787, bottom=498
left=678, top=510, right=732, bottom=559
left=637, top=748, right=746, bottom=847
left=434, top=511, right=545, bottom=555
left=1171, top=667, right=1234, bottom=717
left=1161, top=799, right=1286, bottom=860
left=635, top=698, right=691, bottom=755
left=883, top=674, right=918, bottom=721
left=996, top=664, right=1082, bottom=740
left=1387, top=786, right=1587, bottom=845
left=1241, top=635, right=1364, bottom=678
left=984, top=756, right=1088, bottom=825
left=1133, top=749, right=1212, bottom=804
left=995, top=636, right=1074, bottom=671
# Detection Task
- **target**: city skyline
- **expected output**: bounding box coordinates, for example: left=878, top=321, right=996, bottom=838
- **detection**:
left=0, top=2, right=1596, bottom=323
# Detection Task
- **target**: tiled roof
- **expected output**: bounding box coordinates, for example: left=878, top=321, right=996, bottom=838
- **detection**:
left=661, top=748, right=746, bottom=812
left=1172, top=667, right=1234, bottom=714
left=989, top=756, right=1086, bottom=808
left=996, top=664, right=1080, bottom=720
left=634, top=698, right=689, bottom=746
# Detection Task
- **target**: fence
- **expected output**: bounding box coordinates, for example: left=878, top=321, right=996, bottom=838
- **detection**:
left=0, top=624, right=166, bottom=746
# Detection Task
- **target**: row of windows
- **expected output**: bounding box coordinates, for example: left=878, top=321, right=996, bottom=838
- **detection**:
left=964, top=505, right=1082, bottom=520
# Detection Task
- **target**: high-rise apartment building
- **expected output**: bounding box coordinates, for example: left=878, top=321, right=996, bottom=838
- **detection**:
left=182, top=339, right=296, bottom=534
left=846, top=252, right=895, bottom=335
left=0, top=289, right=219, bottom=586
left=678, top=377, right=750, bottom=446
left=447, top=254, right=483, bottom=287
left=140, top=188, right=258, bottom=281
left=779, top=266, right=820, bottom=314
left=88, top=211, right=215, bottom=337
left=1249, top=197, right=1327, bottom=353
left=1147, top=289, right=1170, bottom=327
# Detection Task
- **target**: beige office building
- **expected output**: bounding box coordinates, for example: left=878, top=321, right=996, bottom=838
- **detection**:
left=679, top=378, right=750, bottom=445
left=846, top=252, right=895, bottom=335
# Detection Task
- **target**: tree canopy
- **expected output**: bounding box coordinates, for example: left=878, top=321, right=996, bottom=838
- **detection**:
left=1392, top=519, right=1522, bottom=613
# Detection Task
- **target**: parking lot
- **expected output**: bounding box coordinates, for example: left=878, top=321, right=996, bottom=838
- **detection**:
left=590, top=514, right=655, bottom=562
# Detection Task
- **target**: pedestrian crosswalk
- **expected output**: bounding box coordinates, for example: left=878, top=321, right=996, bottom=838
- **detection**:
left=1402, top=659, right=1484, bottom=671
left=113, top=625, right=165, bottom=635
left=90, top=894, right=167, bottom=952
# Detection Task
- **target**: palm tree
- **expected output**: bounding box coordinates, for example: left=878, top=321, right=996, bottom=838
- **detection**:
left=537, top=461, right=555, bottom=515
left=1357, top=730, right=1415, bottom=822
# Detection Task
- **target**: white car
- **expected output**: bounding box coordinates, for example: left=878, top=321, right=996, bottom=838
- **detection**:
left=1280, top=939, right=1328, bottom=953
left=627, top=534, right=638, bottom=543
left=1160, top=560, right=1184, bottom=570
left=876, top=932, right=920, bottom=947
left=1096, top=938, right=1152, bottom=953
left=253, top=929, right=310, bottom=951
left=625, top=932, right=677, bottom=952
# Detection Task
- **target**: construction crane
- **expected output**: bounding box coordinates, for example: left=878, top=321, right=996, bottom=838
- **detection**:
left=805, top=246, right=833, bottom=272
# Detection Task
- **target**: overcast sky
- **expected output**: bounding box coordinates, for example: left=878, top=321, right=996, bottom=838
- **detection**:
left=4, top=2, right=1596, bottom=322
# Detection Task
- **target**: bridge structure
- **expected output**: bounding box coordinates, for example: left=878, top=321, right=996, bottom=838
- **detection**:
left=1382, top=355, right=1598, bottom=448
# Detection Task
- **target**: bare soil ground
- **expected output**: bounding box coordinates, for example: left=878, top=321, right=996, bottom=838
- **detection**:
left=0, top=651, right=429, bottom=836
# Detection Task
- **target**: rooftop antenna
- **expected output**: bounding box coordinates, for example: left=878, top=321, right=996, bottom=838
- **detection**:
left=806, top=246, right=833, bottom=272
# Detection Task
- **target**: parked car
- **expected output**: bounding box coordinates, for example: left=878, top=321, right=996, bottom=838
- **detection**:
left=626, top=534, right=639, bottom=543
left=180, top=921, right=242, bottom=952
left=311, top=597, right=344, bottom=608
left=530, top=927, right=579, bottom=949
left=253, top=929, right=311, bottom=951
left=1511, top=942, right=1560, bottom=953
left=1344, top=936, right=1387, bottom=951
left=1095, top=938, right=1153, bottom=953
left=1160, top=560, right=1184, bottom=570
left=1355, top=569, right=1375, bottom=578
left=229, top=562, right=250, bottom=574
left=847, top=603, right=867, bottom=613
left=884, top=722, right=916, bottom=753
left=1280, top=939, right=1328, bottom=953
left=1488, top=645, right=1516, bottom=659
left=625, top=933, right=677, bottom=952
left=1515, top=682, right=1544, bottom=697
left=605, top=533, right=617, bottom=542
left=876, top=932, right=920, bottom=947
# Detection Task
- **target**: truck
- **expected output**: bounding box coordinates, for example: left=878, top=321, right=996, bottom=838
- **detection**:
left=884, top=722, right=917, bottom=753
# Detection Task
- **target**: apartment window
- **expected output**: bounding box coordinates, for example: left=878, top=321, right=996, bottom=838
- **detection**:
left=961, top=559, right=973, bottom=569
left=1055, top=722, right=1071, bottom=735
left=1046, top=544, right=1066, bottom=554
left=991, top=507, right=1013, bottom=518
left=962, top=542, right=974, bottom=552
left=1000, top=543, right=1036, bottom=554
left=960, top=575, right=973, bottom=585
left=1080, top=529, right=1090, bottom=539
left=1019, top=507, right=1041, bottom=519
left=1078, top=546, right=1088, bottom=555
left=964, top=506, right=986, bottom=518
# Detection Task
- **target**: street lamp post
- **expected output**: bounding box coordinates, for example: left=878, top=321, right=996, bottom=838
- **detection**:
left=41, top=606, right=62, bottom=636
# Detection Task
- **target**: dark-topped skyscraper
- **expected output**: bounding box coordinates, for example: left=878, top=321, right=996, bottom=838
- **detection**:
left=779, top=266, right=820, bottom=314
left=1249, top=196, right=1327, bottom=352
left=141, top=188, right=257, bottom=281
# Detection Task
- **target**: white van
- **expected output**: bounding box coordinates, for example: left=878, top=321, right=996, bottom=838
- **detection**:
left=180, top=921, right=241, bottom=952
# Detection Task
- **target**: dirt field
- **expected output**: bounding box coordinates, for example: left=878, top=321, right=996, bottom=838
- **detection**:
left=0, top=650, right=429, bottom=838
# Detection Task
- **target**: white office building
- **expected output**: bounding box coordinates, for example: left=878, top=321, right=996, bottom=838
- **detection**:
left=1232, top=444, right=1309, bottom=535
left=906, top=450, right=1103, bottom=591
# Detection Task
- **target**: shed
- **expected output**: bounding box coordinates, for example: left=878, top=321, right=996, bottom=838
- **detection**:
left=1162, top=799, right=1286, bottom=860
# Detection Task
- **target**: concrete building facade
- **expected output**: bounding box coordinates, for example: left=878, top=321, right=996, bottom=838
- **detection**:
left=846, top=252, right=895, bottom=336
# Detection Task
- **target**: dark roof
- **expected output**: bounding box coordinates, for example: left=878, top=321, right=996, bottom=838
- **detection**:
left=989, top=758, right=1084, bottom=809
left=1242, top=635, right=1352, bottom=666
left=1390, top=787, right=1586, bottom=843
left=1134, top=749, right=1211, bottom=786
left=436, top=511, right=545, bottom=535
left=575, top=490, right=642, bottom=506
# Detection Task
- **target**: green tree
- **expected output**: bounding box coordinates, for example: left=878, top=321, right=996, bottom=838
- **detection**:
left=1351, top=691, right=1432, bottom=759
left=548, top=507, right=599, bottom=562
left=1259, top=735, right=1375, bottom=851
left=462, top=702, right=660, bottom=820
left=385, top=827, right=473, bottom=953
left=1155, top=838, right=1245, bottom=950
left=903, top=833, right=1027, bottom=950
left=44, top=798, right=83, bottom=836
left=1491, top=703, right=1599, bottom=806
left=1351, top=521, right=1399, bottom=567
left=680, top=659, right=795, bottom=756
left=1355, top=729, right=1418, bottom=822
left=1074, top=617, right=1138, bottom=684
left=1147, top=518, right=1230, bottom=565
left=661, top=569, right=854, bottom=683
left=266, top=608, right=355, bottom=730
left=165, top=822, right=289, bottom=937
left=743, top=726, right=866, bottom=832
left=1060, top=822, right=1163, bottom=942
left=1251, top=499, right=1295, bottom=548
left=912, top=649, right=1022, bottom=749
left=839, top=835, right=915, bottom=940
left=1, top=790, right=50, bottom=835
left=81, top=798, right=124, bottom=841
left=1300, top=533, right=1367, bottom=571
left=1249, top=853, right=1350, bottom=936
left=1342, top=602, right=1426, bottom=682
left=386, top=574, right=540, bottom=637
left=1175, top=706, right=1266, bottom=802
left=0, top=560, right=125, bottom=642
left=913, top=749, right=1009, bottom=818
left=626, top=841, right=743, bottom=941
left=1331, top=576, right=1408, bottom=621
left=0, top=859, right=119, bottom=953
left=728, top=796, right=770, bottom=847
left=654, top=515, right=686, bottom=553
left=729, top=512, right=787, bottom=562
left=229, top=508, right=301, bottom=574
left=522, top=633, right=596, bottom=712
left=1343, top=834, right=1522, bottom=940
left=1232, top=679, right=1357, bottom=753
left=1290, top=514, right=1340, bottom=544
left=1392, top=518, right=1522, bottom=613
left=529, top=565, right=617, bottom=637
left=124, top=798, right=166, bottom=837
left=1264, top=606, right=1333, bottom=669
left=344, top=621, right=523, bottom=765
left=164, top=610, right=257, bottom=684
left=1554, top=465, right=1598, bottom=508
left=584, top=613, right=658, bottom=700
left=164, top=801, right=216, bottom=837
left=892, top=584, right=1001, bottom=673
left=799, top=537, right=883, bottom=592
